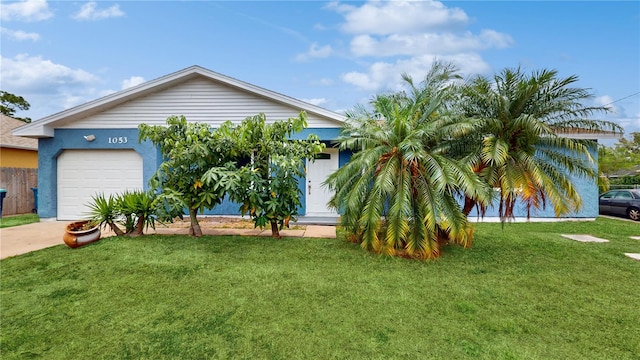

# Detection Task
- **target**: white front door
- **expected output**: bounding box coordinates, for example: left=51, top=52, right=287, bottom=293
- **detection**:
left=306, top=148, right=339, bottom=216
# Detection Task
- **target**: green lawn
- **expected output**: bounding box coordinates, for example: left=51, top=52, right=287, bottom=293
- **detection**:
left=0, top=213, right=39, bottom=228
left=1, top=218, right=639, bottom=359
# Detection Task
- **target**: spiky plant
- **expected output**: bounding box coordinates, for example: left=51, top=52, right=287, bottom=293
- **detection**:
left=457, top=67, right=622, bottom=221
left=325, top=62, right=490, bottom=259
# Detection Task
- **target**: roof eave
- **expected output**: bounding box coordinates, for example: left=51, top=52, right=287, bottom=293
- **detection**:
left=12, top=124, right=54, bottom=138
left=556, top=132, right=623, bottom=140
left=11, top=65, right=346, bottom=137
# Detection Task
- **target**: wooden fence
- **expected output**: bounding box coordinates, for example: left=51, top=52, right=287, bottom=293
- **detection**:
left=0, top=167, right=38, bottom=216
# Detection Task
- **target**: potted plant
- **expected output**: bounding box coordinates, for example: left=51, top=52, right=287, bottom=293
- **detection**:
left=62, top=220, right=101, bottom=248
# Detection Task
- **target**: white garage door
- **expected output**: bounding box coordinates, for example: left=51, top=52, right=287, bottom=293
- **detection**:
left=57, top=149, right=143, bottom=220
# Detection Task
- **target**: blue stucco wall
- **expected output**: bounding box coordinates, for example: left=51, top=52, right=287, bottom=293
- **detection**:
left=37, top=129, right=159, bottom=219
left=35, top=127, right=346, bottom=218
left=466, top=141, right=600, bottom=219
left=202, top=139, right=352, bottom=216
left=41, top=125, right=597, bottom=221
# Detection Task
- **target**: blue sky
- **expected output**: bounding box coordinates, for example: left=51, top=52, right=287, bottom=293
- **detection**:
left=2, top=0, right=639, bottom=140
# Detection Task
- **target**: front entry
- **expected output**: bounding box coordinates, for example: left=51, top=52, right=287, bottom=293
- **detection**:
left=306, top=148, right=339, bottom=216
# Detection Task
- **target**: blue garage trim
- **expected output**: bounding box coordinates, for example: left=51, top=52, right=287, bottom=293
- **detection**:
left=37, top=129, right=158, bottom=219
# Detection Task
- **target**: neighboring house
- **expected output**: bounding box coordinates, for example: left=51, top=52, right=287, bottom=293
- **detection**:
left=608, top=165, right=640, bottom=179
left=12, top=66, right=347, bottom=221
left=1, top=114, right=38, bottom=168
left=1, top=114, right=38, bottom=215
left=12, top=65, right=618, bottom=222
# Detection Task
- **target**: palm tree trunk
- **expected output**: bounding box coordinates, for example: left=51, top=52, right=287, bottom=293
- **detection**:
left=462, top=197, right=477, bottom=216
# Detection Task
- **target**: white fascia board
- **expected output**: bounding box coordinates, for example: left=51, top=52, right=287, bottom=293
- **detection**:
left=12, top=123, right=54, bottom=138
left=556, top=132, right=623, bottom=140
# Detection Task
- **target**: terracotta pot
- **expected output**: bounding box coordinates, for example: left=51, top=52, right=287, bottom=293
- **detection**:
left=63, top=220, right=101, bottom=248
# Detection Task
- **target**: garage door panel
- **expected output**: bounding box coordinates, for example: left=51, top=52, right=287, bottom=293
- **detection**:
left=57, top=150, right=143, bottom=220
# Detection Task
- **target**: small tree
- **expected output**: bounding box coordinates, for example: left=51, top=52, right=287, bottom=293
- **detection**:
left=223, top=112, right=325, bottom=238
left=0, top=91, right=31, bottom=123
left=138, top=116, right=236, bottom=236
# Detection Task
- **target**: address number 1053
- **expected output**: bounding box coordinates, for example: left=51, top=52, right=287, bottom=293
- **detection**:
left=108, top=137, right=128, bottom=144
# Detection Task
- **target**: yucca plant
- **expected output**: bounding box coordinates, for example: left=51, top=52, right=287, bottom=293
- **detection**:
left=117, top=190, right=158, bottom=236
left=85, top=190, right=159, bottom=237
left=85, top=193, right=125, bottom=236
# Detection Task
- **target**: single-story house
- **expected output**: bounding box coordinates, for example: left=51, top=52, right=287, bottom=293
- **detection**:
left=1, top=114, right=38, bottom=216
left=607, top=165, right=640, bottom=179
left=12, top=65, right=347, bottom=221
left=12, top=65, right=618, bottom=222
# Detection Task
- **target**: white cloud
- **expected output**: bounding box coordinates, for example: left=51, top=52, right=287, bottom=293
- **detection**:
left=350, top=30, right=513, bottom=57
left=329, top=0, right=468, bottom=35
left=72, top=2, right=124, bottom=21
left=300, top=98, right=328, bottom=106
left=1, top=54, right=99, bottom=93
left=594, top=95, right=640, bottom=135
left=121, top=76, right=145, bottom=89
left=595, top=95, right=618, bottom=113
left=326, top=1, right=514, bottom=94
left=0, top=0, right=53, bottom=22
left=295, top=43, right=333, bottom=62
left=0, top=27, right=40, bottom=41
left=0, top=54, right=102, bottom=119
left=341, top=54, right=490, bottom=91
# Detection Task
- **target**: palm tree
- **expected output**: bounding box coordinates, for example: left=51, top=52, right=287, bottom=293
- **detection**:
left=457, top=67, right=622, bottom=221
left=325, top=62, right=490, bottom=259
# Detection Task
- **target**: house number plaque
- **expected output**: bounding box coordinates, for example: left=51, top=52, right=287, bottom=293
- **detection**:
left=108, top=137, right=128, bottom=144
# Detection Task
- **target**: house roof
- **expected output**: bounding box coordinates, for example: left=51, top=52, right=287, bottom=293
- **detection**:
left=553, top=128, right=623, bottom=140
left=608, top=165, right=640, bottom=178
left=13, top=65, right=347, bottom=138
left=1, top=114, right=38, bottom=150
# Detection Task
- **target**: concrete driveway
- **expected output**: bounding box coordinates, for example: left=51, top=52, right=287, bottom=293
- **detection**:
left=1, top=221, right=68, bottom=259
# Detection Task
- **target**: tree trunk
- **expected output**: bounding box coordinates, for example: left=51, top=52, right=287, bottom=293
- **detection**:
left=188, top=208, right=202, bottom=237
left=129, top=217, right=144, bottom=237
left=462, top=197, right=477, bottom=217
left=270, top=221, right=281, bottom=238
left=109, top=221, right=125, bottom=236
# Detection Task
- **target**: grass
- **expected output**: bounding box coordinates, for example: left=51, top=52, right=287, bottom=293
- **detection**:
left=1, top=218, right=639, bottom=359
left=0, top=213, right=39, bottom=228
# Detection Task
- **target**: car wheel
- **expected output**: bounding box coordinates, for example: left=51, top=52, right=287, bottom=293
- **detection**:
left=628, top=207, right=640, bottom=221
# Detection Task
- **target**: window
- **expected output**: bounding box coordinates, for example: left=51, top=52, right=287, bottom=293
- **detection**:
left=616, top=191, right=633, bottom=199
left=314, top=153, right=332, bottom=160
left=601, top=191, right=617, bottom=199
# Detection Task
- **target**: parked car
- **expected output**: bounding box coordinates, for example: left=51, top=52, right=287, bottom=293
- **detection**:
left=599, top=189, right=640, bottom=221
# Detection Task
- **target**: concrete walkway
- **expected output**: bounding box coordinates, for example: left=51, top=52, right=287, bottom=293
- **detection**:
left=1, top=221, right=336, bottom=260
